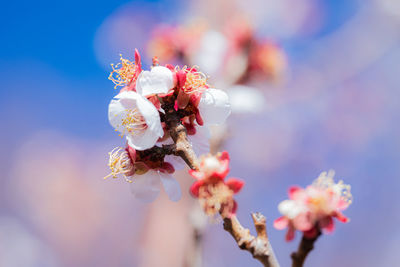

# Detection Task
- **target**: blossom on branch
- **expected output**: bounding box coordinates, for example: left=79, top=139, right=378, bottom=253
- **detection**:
left=189, top=152, right=244, bottom=218
left=106, top=49, right=231, bottom=202
left=108, top=91, right=164, bottom=150
left=105, top=145, right=181, bottom=202
left=274, top=170, right=353, bottom=241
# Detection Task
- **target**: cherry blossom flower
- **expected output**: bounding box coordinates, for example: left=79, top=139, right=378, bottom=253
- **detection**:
left=108, top=91, right=163, bottom=150
left=189, top=151, right=244, bottom=218
left=173, top=65, right=231, bottom=126
left=105, top=146, right=181, bottom=202
left=274, top=170, right=353, bottom=241
left=226, top=85, right=266, bottom=114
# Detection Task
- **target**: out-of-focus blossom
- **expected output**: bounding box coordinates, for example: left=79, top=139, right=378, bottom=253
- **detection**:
left=274, top=170, right=353, bottom=241
left=147, top=18, right=287, bottom=85
left=189, top=152, right=244, bottom=218
left=147, top=22, right=208, bottom=64
left=226, top=85, right=266, bottom=114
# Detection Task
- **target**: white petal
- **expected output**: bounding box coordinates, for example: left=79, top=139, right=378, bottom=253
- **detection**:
left=188, top=126, right=211, bottom=156
left=227, top=85, right=266, bottom=114
left=198, top=89, right=231, bottom=125
left=129, top=96, right=163, bottom=150
left=130, top=170, right=161, bottom=202
left=108, top=91, right=142, bottom=133
left=159, top=172, right=181, bottom=202
left=278, top=200, right=306, bottom=219
left=136, top=66, right=174, bottom=96
left=108, top=91, right=163, bottom=150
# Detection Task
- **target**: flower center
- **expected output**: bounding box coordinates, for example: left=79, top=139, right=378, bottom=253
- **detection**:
left=313, top=170, right=353, bottom=205
left=198, top=182, right=234, bottom=218
left=104, top=147, right=135, bottom=183
left=203, top=156, right=221, bottom=175
left=176, top=66, right=208, bottom=94
left=120, top=108, right=148, bottom=136
left=308, top=195, right=327, bottom=212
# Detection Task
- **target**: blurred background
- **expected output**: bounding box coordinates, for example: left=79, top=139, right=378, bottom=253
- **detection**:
left=1, top=0, right=400, bottom=266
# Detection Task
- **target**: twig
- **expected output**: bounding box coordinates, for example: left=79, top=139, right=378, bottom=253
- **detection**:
left=223, top=213, right=280, bottom=267
left=161, top=96, right=199, bottom=170
left=291, top=231, right=321, bottom=267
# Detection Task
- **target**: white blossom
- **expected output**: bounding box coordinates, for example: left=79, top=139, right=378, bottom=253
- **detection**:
left=198, top=88, right=231, bottom=125
left=108, top=91, right=163, bottom=150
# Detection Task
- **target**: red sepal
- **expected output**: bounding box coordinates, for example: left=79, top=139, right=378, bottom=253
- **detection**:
left=134, top=48, right=142, bottom=73
left=126, top=146, right=136, bottom=162
left=190, top=180, right=204, bottom=197
left=160, top=162, right=175, bottom=174
left=226, top=178, right=244, bottom=193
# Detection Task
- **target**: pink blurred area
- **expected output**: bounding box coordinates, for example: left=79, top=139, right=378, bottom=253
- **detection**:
left=1, top=0, right=400, bottom=267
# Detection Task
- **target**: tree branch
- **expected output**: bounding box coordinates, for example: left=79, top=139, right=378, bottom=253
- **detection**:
left=291, top=231, right=321, bottom=267
left=161, top=96, right=199, bottom=170
left=223, top=213, right=280, bottom=267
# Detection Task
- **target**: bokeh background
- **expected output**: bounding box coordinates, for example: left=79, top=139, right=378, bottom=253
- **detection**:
left=1, top=0, right=400, bottom=266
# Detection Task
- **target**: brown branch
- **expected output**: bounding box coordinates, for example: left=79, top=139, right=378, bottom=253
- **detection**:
left=223, top=213, right=280, bottom=267
left=291, top=231, right=321, bottom=267
left=161, top=96, right=198, bottom=170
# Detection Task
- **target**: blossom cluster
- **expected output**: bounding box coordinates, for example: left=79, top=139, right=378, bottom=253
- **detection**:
left=147, top=18, right=287, bottom=82
left=105, top=50, right=231, bottom=202
left=274, top=170, right=353, bottom=241
left=189, top=151, right=244, bottom=218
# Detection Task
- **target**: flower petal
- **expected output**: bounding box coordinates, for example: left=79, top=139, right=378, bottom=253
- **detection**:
left=159, top=171, right=181, bottom=202
left=198, top=89, right=231, bottom=125
left=274, top=216, right=289, bottom=230
left=136, top=66, right=174, bottom=96
left=188, top=126, right=211, bottom=156
left=288, top=186, right=303, bottom=200
left=109, top=91, right=163, bottom=150
left=226, top=178, right=245, bottom=193
left=190, top=180, right=204, bottom=197
left=130, top=170, right=161, bottom=202
left=319, top=216, right=335, bottom=234
left=292, top=212, right=313, bottom=231
left=278, top=200, right=306, bottom=219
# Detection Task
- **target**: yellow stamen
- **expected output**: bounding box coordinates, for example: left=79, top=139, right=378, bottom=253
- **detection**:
left=104, top=147, right=135, bottom=183
left=109, top=54, right=138, bottom=89
left=116, top=108, right=148, bottom=137
left=175, top=65, right=209, bottom=94
left=198, top=182, right=234, bottom=218
left=313, top=170, right=353, bottom=205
